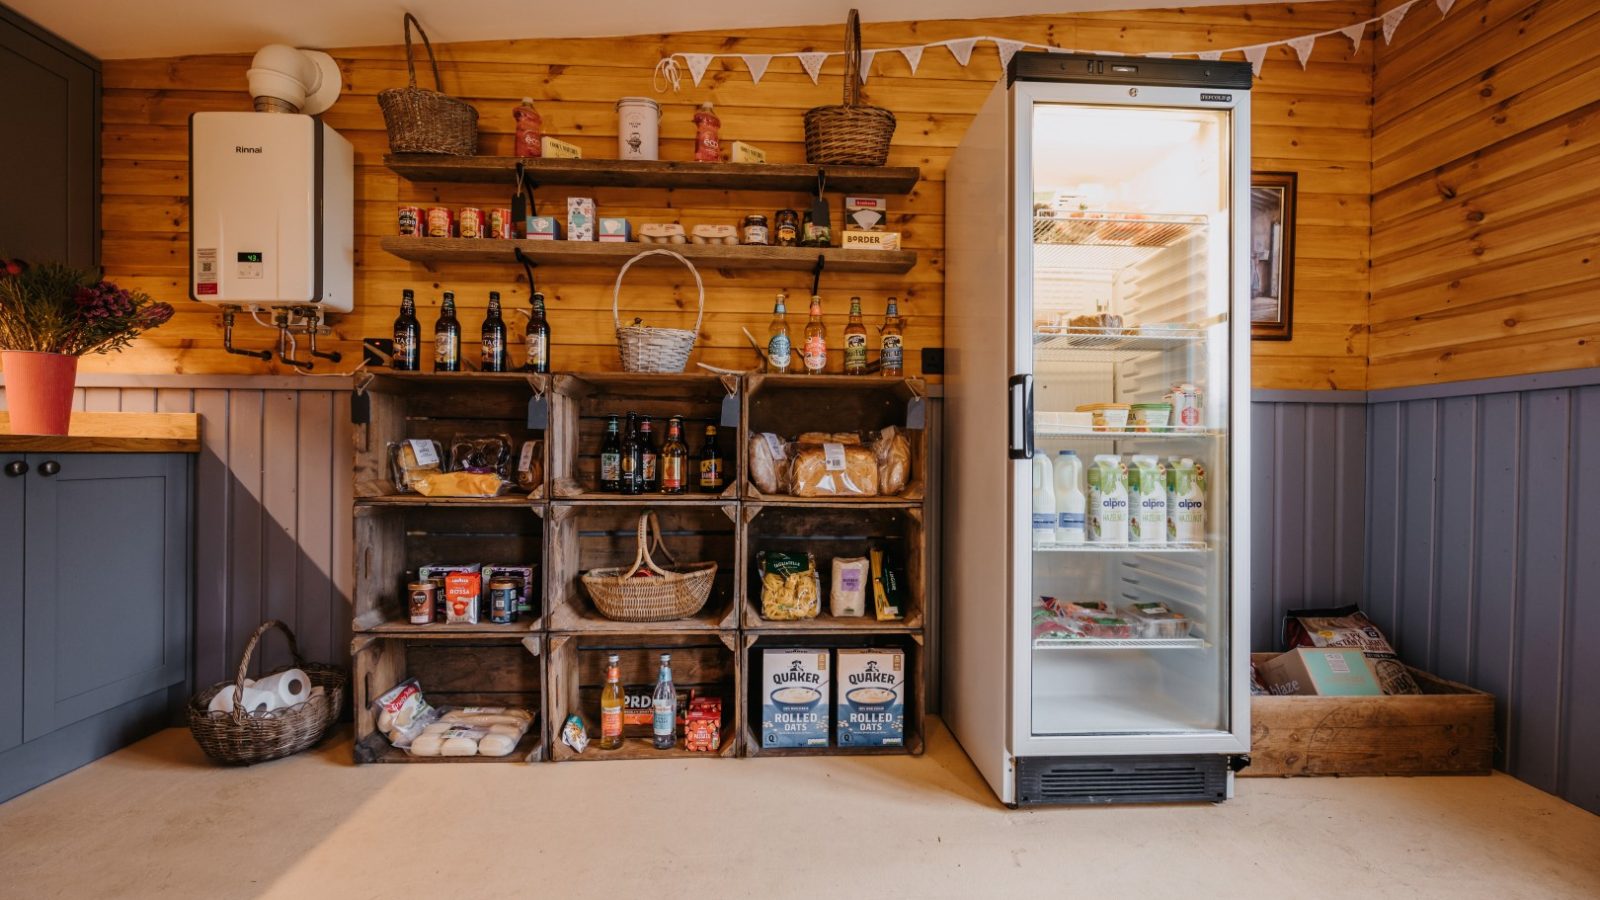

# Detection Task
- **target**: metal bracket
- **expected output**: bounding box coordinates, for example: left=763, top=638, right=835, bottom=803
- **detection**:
left=514, top=245, right=538, bottom=295
left=810, top=254, right=826, bottom=297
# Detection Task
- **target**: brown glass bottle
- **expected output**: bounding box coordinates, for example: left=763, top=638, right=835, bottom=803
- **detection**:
left=660, top=416, right=688, bottom=494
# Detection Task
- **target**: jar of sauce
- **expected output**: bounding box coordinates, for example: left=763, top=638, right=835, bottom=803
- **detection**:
left=774, top=209, right=800, bottom=246
left=743, top=215, right=770, bottom=245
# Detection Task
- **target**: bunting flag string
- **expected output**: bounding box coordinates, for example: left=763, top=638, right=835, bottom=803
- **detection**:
left=653, top=0, right=1438, bottom=91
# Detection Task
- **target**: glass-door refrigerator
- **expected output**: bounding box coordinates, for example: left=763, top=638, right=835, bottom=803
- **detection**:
left=943, top=53, right=1254, bottom=806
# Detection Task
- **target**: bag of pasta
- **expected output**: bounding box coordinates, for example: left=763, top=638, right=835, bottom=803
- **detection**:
left=759, top=550, right=820, bottom=620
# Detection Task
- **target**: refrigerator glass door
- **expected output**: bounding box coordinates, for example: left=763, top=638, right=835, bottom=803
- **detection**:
left=1024, top=101, right=1234, bottom=738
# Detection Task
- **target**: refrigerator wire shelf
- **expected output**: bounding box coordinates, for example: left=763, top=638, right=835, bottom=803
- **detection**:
left=1033, top=635, right=1209, bottom=651
left=1031, top=327, right=1205, bottom=361
left=1032, top=213, right=1207, bottom=248
left=1034, top=541, right=1210, bottom=553
left=1035, top=426, right=1222, bottom=440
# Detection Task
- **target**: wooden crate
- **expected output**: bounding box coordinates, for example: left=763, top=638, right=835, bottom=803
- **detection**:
left=353, top=503, right=546, bottom=634
left=352, top=634, right=544, bottom=764
left=355, top=371, right=548, bottom=501
left=741, top=632, right=925, bottom=757
left=545, top=501, right=740, bottom=632
left=546, top=631, right=740, bottom=761
left=741, top=375, right=927, bottom=504
left=547, top=372, right=741, bottom=501
left=741, top=503, right=924, bottom=632
left=1245, top=653, right=1495, bottom=777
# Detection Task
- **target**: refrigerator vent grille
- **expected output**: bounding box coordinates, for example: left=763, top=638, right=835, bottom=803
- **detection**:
left=1016, top=755, right=1228, bottom=806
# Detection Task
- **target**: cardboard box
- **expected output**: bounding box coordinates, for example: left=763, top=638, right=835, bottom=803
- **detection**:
left=841, top=230, right=901, bottom=251
left=598, top=217, right=632, bottom=242
left=730, top=141, right=766, bottom=164
left=443, top=572, right=481, bottom=624
left=567, top=197, right=595, bottom=242
left=843, top=196, right=887, bottom=231
left=525, top=215, right=563, bottom=240
left=761, top=649, right=829, bottom=748
left=835, top=648, right=904, bottom=747
left=541, top=136, right=582, bottom=158
left=1259, top=648, right=1382, bottom=696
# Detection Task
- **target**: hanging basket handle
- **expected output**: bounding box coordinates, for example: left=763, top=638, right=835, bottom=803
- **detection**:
left=842, top=9, right=863, bottom=107
left=622, top=512, right=679, bottom=579
left=228, top=620, right=307, bottom=723
left=401, top=13, right=445, bottom=92
left=611, top=248, right=706, bottom=336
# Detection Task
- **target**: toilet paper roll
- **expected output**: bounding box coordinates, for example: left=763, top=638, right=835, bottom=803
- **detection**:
left=252, top=668, right=311, bottom=709
left=207, top=684, right=278, bottom=716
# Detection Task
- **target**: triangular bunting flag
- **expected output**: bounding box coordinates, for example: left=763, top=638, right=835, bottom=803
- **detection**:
left=1243, top=45, right=1268, bottom=76
left=858, top=48, right=877, bottom=82
left=1382, top=3, right=1411, bottom=44
left=798, top=52, right=828, bottom=84
left=740, top=54, right=771, bottom=84
left=1339, top=23, right=1365, bottom=52
left=946, top=38, right=977, bottom=66
left=898, top=44, right=923, bottom=74
left=994, top=39, right=1025, bottom=70
left=1198, top=50, right=1223, bottom=61
left=1437, top=0, right=1456, bottom=13
left=683, top=53, right=713, bottom=87
left=1288, top=35, right=1316, bottom=68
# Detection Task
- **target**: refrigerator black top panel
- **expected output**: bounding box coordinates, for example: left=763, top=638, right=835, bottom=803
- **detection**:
left=1008, top=51, right=1253, bottom=90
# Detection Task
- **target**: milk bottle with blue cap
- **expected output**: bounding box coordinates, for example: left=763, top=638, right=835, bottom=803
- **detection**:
left=1031, top=453, right=1057, bottom=547
left=1052, top=450, right=1086, bottom=544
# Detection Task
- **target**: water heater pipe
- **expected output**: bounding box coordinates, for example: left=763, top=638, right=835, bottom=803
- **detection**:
left=247, top=44, right=341, bottom=115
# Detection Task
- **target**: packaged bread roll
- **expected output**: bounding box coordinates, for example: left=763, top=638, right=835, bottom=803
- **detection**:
left=749, top=432, right=789, bottom=494
left=874, top=426, right=911, bottom=495
left=790, top=442, right=879, bottom=497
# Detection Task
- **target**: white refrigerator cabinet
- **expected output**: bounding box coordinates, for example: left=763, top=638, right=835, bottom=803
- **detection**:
left=943, top=52, right=1255, bottom=806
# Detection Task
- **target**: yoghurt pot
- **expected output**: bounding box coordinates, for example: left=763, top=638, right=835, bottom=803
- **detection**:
left=1076, top=402, right=1132, bottom=432
left=1129, top=402, right=1173, bottom=433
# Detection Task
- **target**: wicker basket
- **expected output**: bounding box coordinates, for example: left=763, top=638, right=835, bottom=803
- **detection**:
left=187, top=620, right=347, bottom=766
left=803, top=9, right=896, bottom=166
left=377, top=13, right=479, bottom=156
left=613, top=248, right=705, bottom=373
left=582, top=512, right=718, bottom=622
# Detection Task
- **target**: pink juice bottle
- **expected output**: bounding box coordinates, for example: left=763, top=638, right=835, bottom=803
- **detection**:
left=513, top=97, right=542, bottom=158
left=693, top=102, right=721, bottom=162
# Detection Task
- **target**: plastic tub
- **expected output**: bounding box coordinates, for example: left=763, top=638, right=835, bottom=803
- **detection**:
left=1127, top=602, right=1191, bottom=639
left=1075, top=403, right=1131, bottom=432
left=1129, top=402, right=1172, bottom=433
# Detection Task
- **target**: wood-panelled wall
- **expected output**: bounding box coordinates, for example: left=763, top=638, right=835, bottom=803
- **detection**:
left=94, top=3, right=1375, bottom=389
left=1370, top=0, right=1600, bottom=389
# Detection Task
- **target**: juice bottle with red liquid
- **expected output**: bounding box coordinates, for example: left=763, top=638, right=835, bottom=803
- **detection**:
left=514, top=97, right=542, bottom=158
left=693, top=102, right=721, bottom=162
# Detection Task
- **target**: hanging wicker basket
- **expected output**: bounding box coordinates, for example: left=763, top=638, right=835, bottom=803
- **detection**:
left=803, top=8, right=896, bottom=166
left=187, top=620, right=346, bottom=766
left=377, top=13, right=479, bottom=156
left=582, top=512, right=718, bottom=622
left=612, top=248, right=705, bottom=373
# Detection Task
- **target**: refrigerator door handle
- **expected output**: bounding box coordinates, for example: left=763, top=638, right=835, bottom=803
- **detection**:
left=1008, top=374, right=1034, bottom=459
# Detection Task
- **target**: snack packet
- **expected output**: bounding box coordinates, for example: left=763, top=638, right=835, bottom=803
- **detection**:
left=372, top=678, right=438, bottom=748
left=1283, top=605, right=1421, bottom=695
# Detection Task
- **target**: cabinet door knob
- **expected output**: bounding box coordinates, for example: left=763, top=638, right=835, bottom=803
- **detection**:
left=3, top=460, right=25, bottom=477
left=37, top=460, right=60, bottom=477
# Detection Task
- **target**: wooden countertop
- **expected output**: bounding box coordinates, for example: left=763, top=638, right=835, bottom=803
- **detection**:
left=0, top=412, right=201, bottom=453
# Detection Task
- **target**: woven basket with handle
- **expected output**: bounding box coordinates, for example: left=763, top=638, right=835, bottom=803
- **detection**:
left=187, top=620, right=347, bottom=765
left=613, top=248, right=705, bottom=373
left=803, top=8, right=896, bottom=166
left=378, top=13, right=479, bottom=156
left=582, top=512, right=718, bottom=622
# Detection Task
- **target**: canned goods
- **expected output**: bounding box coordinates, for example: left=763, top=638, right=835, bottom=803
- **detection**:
left=742, top=214, right=770, bottom=246
left=774, top=209, right=799, bottom=246
left=407, top=581, right=437, bottom=625
left=487, top=577, right=519, bottom=625
left=458, top=207, right=486, bottom=239
left=397, top=206, right=422, bottom=236
left=425, top=207, right=454, bottom=238
left=489, top=207, right=516, bottom=240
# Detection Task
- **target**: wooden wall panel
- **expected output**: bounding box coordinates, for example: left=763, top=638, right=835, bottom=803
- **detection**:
left=93, top=3, right=1376, bottom=389
left=1370, top=0, right=1600, bottom=389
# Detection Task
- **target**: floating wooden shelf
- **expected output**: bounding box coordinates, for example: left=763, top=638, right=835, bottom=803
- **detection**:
left=384, top=154, right=921, bottom=194
left=380, top=237, right=918, bottom=274
left=355, top=493, right=542, bottom=509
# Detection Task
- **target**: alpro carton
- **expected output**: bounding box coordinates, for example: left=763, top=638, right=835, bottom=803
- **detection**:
left=762, top=649, right=829, bottom=748
left=836, top=648, right=904, bottom=747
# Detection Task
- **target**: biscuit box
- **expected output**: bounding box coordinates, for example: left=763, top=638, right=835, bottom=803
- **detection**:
left=566, top=197, right=596, bottom=242
left=835, top=648, right=904, bottom=747
left=525, top=215, right=563, bottom=240
left=761, top=649, right=829, bottom=748
left=843, top=196, right=887, bottom=231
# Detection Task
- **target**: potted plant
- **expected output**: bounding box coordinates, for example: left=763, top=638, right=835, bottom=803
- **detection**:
left=0, top=258, right=174, bottom=435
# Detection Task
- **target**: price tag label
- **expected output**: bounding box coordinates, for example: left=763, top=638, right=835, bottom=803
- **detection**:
left=823, top=442, right=846, bottom=471
left=408, top=439, right=440, bottom=467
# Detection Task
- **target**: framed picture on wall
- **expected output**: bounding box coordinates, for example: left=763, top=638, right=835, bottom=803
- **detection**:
left=1250, top=171, right=1297, bottom=341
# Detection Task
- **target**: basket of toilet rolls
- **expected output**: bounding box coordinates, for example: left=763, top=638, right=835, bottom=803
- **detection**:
left=187, top=619, right=347, bottom=765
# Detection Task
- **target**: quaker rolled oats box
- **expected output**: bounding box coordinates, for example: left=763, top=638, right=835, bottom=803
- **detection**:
left=835, top=648, right=905, bottom=747
left=761, top=649, right=829, bottom=748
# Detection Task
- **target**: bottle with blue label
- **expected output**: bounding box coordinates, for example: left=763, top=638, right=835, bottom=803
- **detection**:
left=652, top=653, right=676, bottom=750
left=1052, top=450, right=1086, bottom=544
left=1031, top=453, right=1057, bottom=547
left=765, top=292, right=793, bottom=373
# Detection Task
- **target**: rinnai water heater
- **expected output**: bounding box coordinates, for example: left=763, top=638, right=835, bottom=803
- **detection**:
left=189, top=111, right=354, bottom=312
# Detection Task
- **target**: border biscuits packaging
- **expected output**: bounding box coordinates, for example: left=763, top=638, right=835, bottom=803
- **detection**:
left=761, top=649, right=829, bottom=748
left=836, top=648, right=904, bottom=747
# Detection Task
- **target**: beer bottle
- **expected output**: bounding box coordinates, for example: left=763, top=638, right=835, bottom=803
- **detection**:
left=698, top=424, right=724, bottom=493
left=599, top=654, right=625, bottom=751
left=660, top=416, right=688, bottom=494
left=525, top=290, right=551, bottom=373
left=765, top=292, right=793, bottom=374
left=599, top=414, right=623, bottom=493
left=481, top=291, right=508, bottom=372
left=392, top=289, right=420, bottom=371
left=802, top=295, right=828, bottom=375
left=879, top=296, right=904, bottom=377
left=434, top=291, right=461, bottom=372
left=639, top=416, right=659, bottom=492
left=844, top=295, right=868, bottom=375
left=621, top=413, right=643, bottom=495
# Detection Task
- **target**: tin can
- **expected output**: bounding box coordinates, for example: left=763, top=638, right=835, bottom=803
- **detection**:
left=397, top=206, right=422, bottom=236
left=489, top=207, right=516, bottom=240
left=458, top=207, right=486, bottom=239
left=425, top=207, right=454, bottom=238
left=407, top=581, right=437, bottom=625
left=487, top=577, right=519, bottom=625
left=616, top=96, right=661, bottom=160
left=774, top=209, right=799, bottom=246
left=742, top=214, right=770, bottom=246
left=1166, top=382, right=1203, bottom=428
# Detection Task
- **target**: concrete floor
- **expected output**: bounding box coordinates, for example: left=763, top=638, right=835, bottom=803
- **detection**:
left=1, top=719, right=1596, bottom=900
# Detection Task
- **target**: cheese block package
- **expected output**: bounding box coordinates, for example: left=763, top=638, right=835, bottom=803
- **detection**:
left=790, top=442, right=879, bottom=497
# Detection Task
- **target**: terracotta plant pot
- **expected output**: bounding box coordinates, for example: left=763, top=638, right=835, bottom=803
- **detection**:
left=1, top=350, right=79, bottom=435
